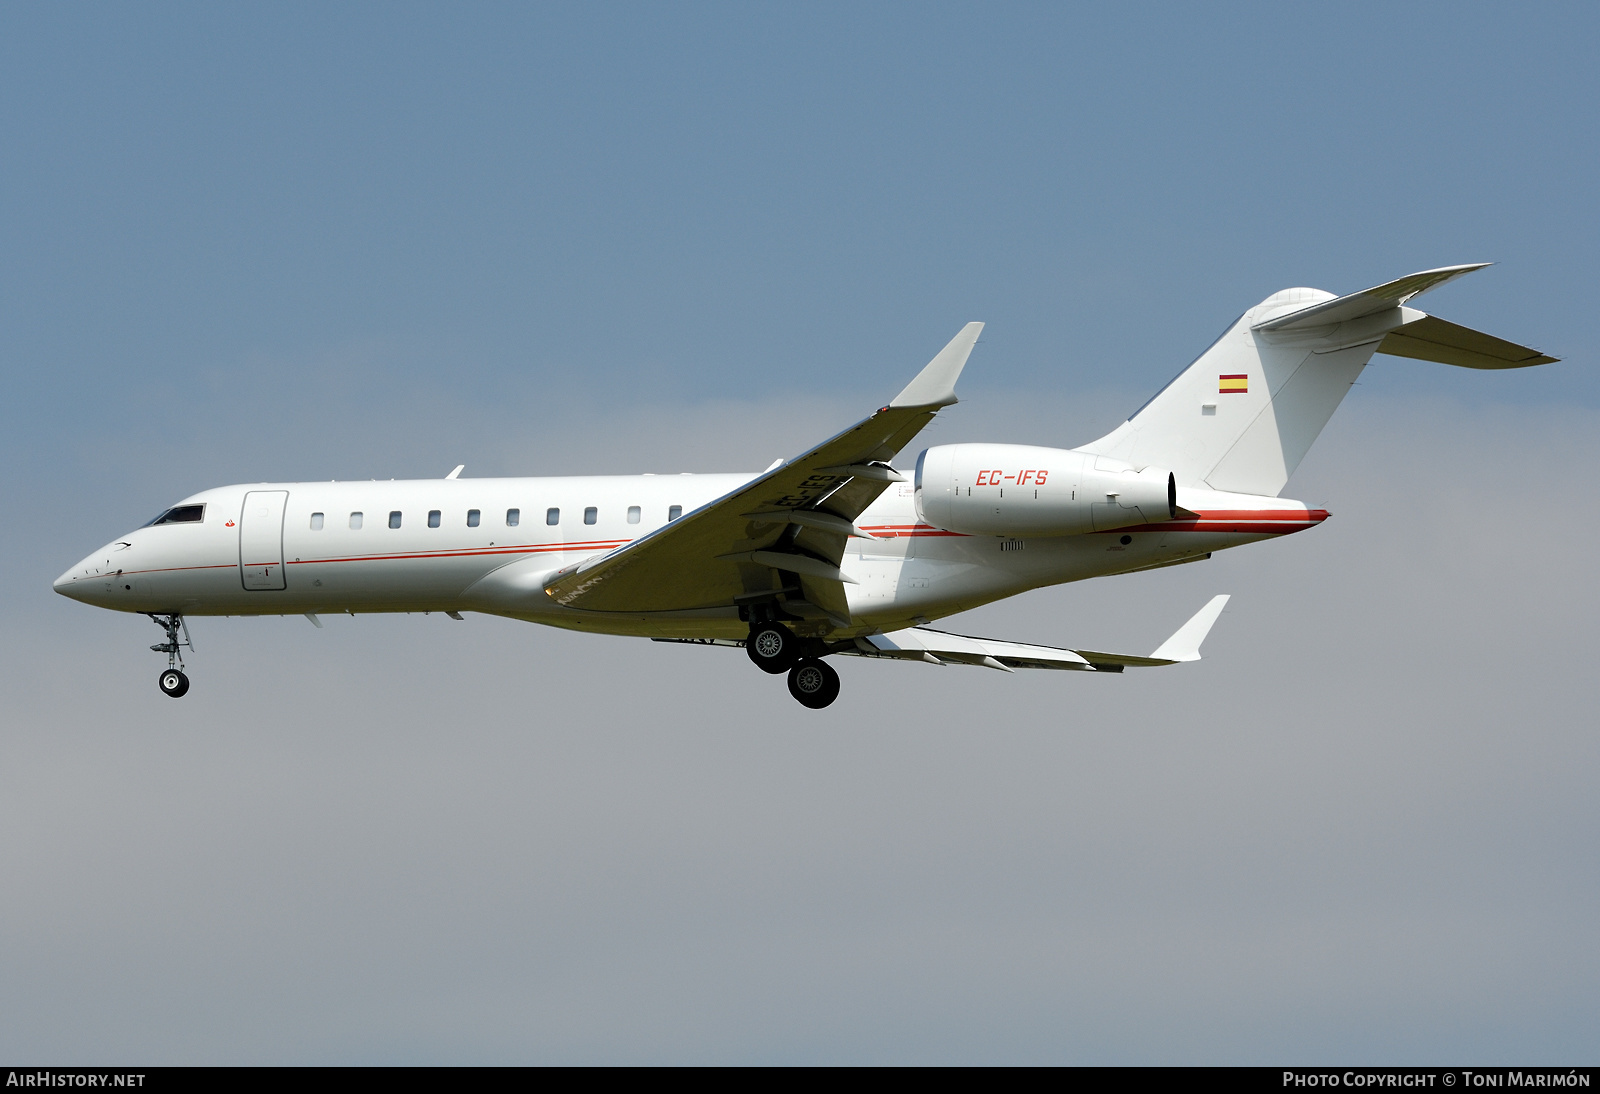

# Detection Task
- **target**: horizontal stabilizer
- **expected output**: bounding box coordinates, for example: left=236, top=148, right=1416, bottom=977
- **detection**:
left=848, top=595, right=1230, bottom=672
left=1378, top=315, right=1558, bottom=369
left=1147, top=593, right=1230, bottom=662
left=1254, top=264, right=1489, bottom=331
left=856, top=627, right=1094, bottom=670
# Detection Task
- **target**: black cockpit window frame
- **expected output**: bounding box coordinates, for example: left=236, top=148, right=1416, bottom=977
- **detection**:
left=145, top=504, right=206, bottom=527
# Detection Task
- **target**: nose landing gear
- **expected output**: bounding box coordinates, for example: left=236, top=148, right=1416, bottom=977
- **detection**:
left=147, top=613, right=194, bottom=698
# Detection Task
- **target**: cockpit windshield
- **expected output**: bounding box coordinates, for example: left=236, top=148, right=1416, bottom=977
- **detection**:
left=144, top=504, right=206, bottom=527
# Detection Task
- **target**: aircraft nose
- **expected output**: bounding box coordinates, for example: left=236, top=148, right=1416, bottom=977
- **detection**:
left=53, top=565, right=95, bottom=602
left=53, top=543, right=126, bottom=605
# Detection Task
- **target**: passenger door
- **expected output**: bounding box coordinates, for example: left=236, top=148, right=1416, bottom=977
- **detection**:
left=239, top=490, right=289, bottom=591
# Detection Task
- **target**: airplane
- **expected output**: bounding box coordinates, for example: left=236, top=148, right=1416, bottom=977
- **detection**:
left=54, top=264, right=1556, bottom=708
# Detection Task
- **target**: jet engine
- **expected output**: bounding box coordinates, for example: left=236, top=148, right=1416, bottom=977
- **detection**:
left=914, top=443, right=1175, bottom=537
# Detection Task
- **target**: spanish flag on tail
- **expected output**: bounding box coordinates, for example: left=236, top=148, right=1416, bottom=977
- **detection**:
left=1218, top=373, right=1248, bottom=394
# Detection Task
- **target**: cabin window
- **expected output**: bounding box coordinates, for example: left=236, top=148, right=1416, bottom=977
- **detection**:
left=389, top=511, right=402, bottom=529
left=546, top=508, right=559, bottom=526
left=668, top=505, right=683, bottom=521
left=350, top=512, right=363, bottom=530
left=467, top=509, right=480, bottom=527
left=310, top=512, right=324, bottom=531
left=584, top=506, right=597, bottom=525
left=428, top=510, right=441, bottom=528
left=627, top=505, right=641, bottom=524
left=506, top=508, right=521, bottom=527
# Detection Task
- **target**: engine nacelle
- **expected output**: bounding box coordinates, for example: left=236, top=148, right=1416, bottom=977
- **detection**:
left=914, top=443, right=1175, bottom=537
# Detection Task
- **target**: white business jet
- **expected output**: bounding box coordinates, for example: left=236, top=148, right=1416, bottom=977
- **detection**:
left=55, top=264, right=1555, bottom=708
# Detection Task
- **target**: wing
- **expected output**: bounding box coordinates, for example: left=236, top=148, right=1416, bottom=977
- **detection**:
left=542, top=323, right=984, bottom=622
left=846, top=595, right=1231, bottom=672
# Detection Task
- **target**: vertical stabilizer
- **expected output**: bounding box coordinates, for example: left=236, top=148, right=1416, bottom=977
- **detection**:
left=1076, top=265, right=1511, bottom=496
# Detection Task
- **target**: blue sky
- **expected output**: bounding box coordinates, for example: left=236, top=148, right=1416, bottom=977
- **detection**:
left=6, top=3, right=1593, bottom=460
left=2, top=2, right=1595, bottom=1063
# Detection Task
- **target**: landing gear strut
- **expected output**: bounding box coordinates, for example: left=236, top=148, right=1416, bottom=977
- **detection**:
left=787, top=659, right=840, bottom=709
left=148, top=613, right=193, bottom=698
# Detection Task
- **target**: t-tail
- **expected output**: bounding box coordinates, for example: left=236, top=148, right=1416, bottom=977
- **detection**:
left=1076, top=264, right=1558, bottom=496
left=913, top=264, right=1557, bottom=548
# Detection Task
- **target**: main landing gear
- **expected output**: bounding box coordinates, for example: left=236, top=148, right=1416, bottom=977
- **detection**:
left=746, top=622, right=798, bottom=673
left=744, top=620, right=842, bottom=709
left=148, top=613, right=194, bottom=698
left=786, top=658, right=840, bottom=709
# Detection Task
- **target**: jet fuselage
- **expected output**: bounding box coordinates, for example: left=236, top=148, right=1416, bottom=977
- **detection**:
left=55, top=473, right=1323, bottom=640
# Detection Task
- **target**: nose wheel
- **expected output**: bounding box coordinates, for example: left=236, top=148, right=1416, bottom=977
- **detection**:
left=147, top=613, right=195, bottom=698
left=787, top=659, right=840, bottom=709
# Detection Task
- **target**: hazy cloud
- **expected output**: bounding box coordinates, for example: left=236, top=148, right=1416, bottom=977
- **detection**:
left=4, top=392, right=1595, bottom=1063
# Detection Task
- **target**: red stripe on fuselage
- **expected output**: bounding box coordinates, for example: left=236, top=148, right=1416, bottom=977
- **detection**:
left=124, top=510, right=1323, bottom=581
left=115, top=541, right=634, bottom=578
left=860, top=512, right=1326, bottom=539
left=287, top=539, right=633, bottom=566
left=1136, top=509, right=1328, bottom=534
left=91, top=563, right=240, bottom=578
left=858, top=523, right=969, bottom=538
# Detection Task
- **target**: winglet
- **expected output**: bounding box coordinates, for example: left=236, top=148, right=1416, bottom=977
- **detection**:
left=890, top=322, right=984, bottom=408
left=1149, top=594, right=1230, bottom=662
